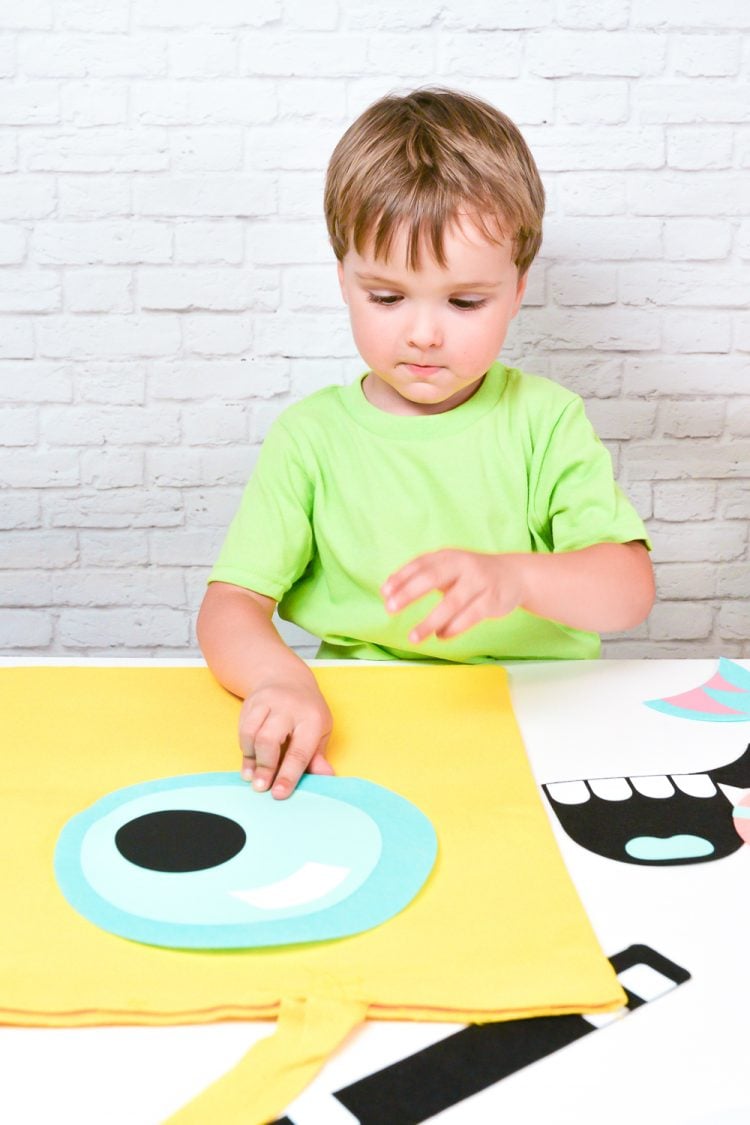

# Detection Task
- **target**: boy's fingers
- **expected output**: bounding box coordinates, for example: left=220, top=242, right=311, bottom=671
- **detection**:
left=410, top=591, right=483, bottom=643
left=270, top=727, right=323, bottom=800
left=246, top=713, right=294, bottom=791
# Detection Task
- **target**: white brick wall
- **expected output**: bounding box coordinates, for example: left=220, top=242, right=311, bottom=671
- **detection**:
left=1, top=0, right=748, bottom=659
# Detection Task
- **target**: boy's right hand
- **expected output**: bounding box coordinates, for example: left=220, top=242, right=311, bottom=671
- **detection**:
left=238, top=678, right=334, bottom=801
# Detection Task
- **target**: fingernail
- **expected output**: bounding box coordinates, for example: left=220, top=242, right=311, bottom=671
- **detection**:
left=253, top=777, right=267, bottom=791
left=241, top=766, right=253, bottom=781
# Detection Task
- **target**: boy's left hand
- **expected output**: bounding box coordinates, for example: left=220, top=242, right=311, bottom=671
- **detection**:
left=382, top=549, right=524, bottom=644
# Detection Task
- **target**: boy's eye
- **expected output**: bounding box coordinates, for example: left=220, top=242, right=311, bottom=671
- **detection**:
left=450, top=297, right=487, bottom=311
left=367, top=293, right=402, bottom=306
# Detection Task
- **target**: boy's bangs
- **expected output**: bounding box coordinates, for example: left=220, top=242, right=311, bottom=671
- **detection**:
left=353, top=187, right=511, bottom=271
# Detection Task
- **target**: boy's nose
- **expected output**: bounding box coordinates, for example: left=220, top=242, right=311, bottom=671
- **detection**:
left=406, top=308, right=443, bottom=350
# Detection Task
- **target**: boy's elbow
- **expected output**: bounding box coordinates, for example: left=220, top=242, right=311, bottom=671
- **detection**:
left=623, top=541, right=656, bottom=629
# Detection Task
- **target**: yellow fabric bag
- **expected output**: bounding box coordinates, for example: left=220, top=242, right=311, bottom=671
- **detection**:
left=0, top=664, right=624, bottom=1123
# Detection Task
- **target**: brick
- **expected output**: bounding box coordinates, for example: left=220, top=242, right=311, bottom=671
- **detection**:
left=59, top=607, right=189, bottom=648
left=0, top=407, right=37, bottom=445
left=149, top=358, right=290, bottom=401
left=0, top=362, right=73, bottom=403
left=278, top=80, right=354, bottom=121
left=631, top=0, right=750, bottom=29
left=648, top=520, right=747, bottom=561
left=42, top=405, right=181, bottom=446
left=283, top=266, right=342, bottom=311
left=133, top=81, right=276, bottom=125
left=661, top=312, right=732, bottom=354
left=149, top=528, right=225, bottom=566
left=558, top=174, right=627, bottom=216
left=49, top=488, right=184, bottom=529
left=290, top=358, right=349, bottom=396
left=558, top=81, right=629, bottom=124
left=0, top=319, right=34, bottom=359
left=81, top=448, right=144, bottom=488
left=656, top=563, right=716, bottom=599
left=52, top=568, right=185, bottom=607
left=515, top=307, right=660, bottom=352
left=625, top=443, right=750, bottom=481
left=658, top=401, right=726, bottom=438
left=0, top=2, right=52, bottom=27
left=543, top=218, right=662, bottom=260
left=667, top=126, right=733, bottom=170
left=169, top=32, right=239, bottom=77
left=441, top=32, right=524, bottom=77
left=139, top=268, right=278, bottom=312
left=469, top=80, right=555, bottom=125
left=620, top=264, right=750, bottom=308
left=38, top=315, right=181, bottom=359
left=0, top=449, right=79, bottom=487
left=148, top=446, right=258, bottom=488
left=284, top=0, right=339, bottom=30
left=527, top=32, right=666, bottom=77
left=253, top=313, right=357, bottom=358
left=182, top=404, right=249, bottom=445
left=182, top=313, right=253, bottom=357
left=169, top=129, right=244, bottom=173
left=0, top=492, right=41, bottom=529
left=0, top=609, right=53, bottom=648
left=548, top=265, right=617, bottom=306
left=175, top=222, right=244, bottom=264
left=79, top=530, right=149, bottom=566
left=57, top=0, right=130, bottom=31
left=0, top=132, right=17, bottom=174
left=135, top=175, right=275, bottom=216
left=0, top=82, right=60, bottom=125
left=135, top=0, right=279, bottom=26
left=0, top=177, right=56, bottom=219
left=726, top=401, right=750, bottom=437
left=719, top=603, right=750, bottom=642
left=649, top=602, right=714, bottom=641
left=716, top=563, right=750, bottom=598
left=557, top=0, right=629, bottom=28
left=76, top=364, right=146, bottom=405
left=66, top=270, right=133, bottom=314
left=720, top=484, right=750, bottom=519
left=0, top=531, right=78, bottom=568
left=279, top=171, right=326, bottom=218
left=624, top=357, right=748, bottom=396
left=581, top=400, right=657, bottom=440
left=671, top=34, right=741, bottom=77
left=60, top=83, right=129, bottom=126
left=629, top=172, right=748, bottom=216
left=33, top=221, right=172, bottom=265
left=653, top=481, right=718, bottom=520
left=58, top=175, right=131, bottom=218
left=0, top=571, right=54, bottom=606
left=526, top=126, right=664, bottom=171
left=636, top=83, right=750, bottom=124
left=23, top=128, right=169, bottom=173
left=664, top=219, right=732, bottom=260
left=344, top=1, right=441, bottom=30
left=365, top=34, right=435, bottom=75
left=240, top=33, right=368, bottom=77
left=184, top=488, right=243, bottom=527
left=21, top=35, right=167, bottom=79
left=0, top=271, right=60, bottom=312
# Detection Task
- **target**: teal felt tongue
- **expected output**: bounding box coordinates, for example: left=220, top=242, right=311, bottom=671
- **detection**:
left=625, top=835, right=714, bottom=861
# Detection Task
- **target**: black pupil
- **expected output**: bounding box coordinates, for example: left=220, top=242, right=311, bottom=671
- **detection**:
left=115, top=810, right=246, bottom=873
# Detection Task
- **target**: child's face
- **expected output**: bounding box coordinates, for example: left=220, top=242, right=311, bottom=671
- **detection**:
left=337, top=216, right=527, bottom=415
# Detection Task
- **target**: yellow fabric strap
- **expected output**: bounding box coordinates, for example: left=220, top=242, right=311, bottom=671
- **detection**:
left=165, top=995, right=368, bottom=1125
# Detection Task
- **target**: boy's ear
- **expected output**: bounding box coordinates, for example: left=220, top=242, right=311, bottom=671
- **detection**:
left=336, top=260, right=348, bottom=304
left=512, top=270, right=528, bottom=317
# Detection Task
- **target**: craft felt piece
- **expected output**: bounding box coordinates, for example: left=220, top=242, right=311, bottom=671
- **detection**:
left=0, top=664, right=625, bottom=1124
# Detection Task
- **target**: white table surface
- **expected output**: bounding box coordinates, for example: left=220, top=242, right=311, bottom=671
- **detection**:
left=1, top=658, right=748, bottom=1125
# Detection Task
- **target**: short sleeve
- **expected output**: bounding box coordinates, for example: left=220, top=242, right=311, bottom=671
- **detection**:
left=208, top=420, right=315, bottom=601
left=530, top=396, right=651, bottom=553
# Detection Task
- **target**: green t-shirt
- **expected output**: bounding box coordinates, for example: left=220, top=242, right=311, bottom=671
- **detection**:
left=209, top=363, right=650, bottom=662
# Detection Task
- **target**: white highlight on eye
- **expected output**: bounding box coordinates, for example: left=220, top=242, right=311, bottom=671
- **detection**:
left=545, top=780, right=590, bottom=804
left=231, top=862, right=351, bottom=910
left=672, top=772, right=716, bottom=798
left=630, top=774, right=675, bottom=798
left=588, top=777, right=632, bottom=801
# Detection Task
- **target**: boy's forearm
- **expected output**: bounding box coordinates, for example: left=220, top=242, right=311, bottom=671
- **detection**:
left=518, top=541, right=654, bottom=633
left=197, top=582, right=315, bottom=700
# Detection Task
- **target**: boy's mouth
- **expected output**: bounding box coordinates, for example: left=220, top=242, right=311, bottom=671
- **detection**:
left=543, top=743, right=750, bottom=865
left=404, top=363, right=443, bottom=376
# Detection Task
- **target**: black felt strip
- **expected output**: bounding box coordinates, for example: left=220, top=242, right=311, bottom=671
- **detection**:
left=334, top=1014, right=594, bottom=1124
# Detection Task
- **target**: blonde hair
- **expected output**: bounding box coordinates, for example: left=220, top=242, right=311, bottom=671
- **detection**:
left=324, top=87, right=545, bottom=275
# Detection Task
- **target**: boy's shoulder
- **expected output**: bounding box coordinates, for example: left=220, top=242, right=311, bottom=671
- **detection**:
left=500, top=365, right=583, bottom=424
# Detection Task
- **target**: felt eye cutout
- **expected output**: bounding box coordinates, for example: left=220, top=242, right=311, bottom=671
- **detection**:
left=54, top=773, right=437, bottom=949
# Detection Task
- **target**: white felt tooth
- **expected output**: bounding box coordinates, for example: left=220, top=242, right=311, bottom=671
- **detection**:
left=672, top=772, right=716, bottom=797
left=545, top=780, right=591, bottom=804
left=588, top=777, right=632, bottom=801
left=631, top=774, right=675, bottom=798
left=717, top=783, right=748, bottom=806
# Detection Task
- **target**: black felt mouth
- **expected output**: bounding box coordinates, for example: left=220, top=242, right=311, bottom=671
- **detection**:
left=542, top=744, right=750, bottom=866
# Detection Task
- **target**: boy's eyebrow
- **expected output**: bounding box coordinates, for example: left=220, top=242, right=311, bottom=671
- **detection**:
left=353, top=271, right=501, bottom=290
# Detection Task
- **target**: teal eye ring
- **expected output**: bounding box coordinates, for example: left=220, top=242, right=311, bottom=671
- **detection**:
left=54, top=773, right=437, bottom=949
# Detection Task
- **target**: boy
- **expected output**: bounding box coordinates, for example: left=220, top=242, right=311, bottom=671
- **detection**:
left=197, top=87, right=654, bottom=800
